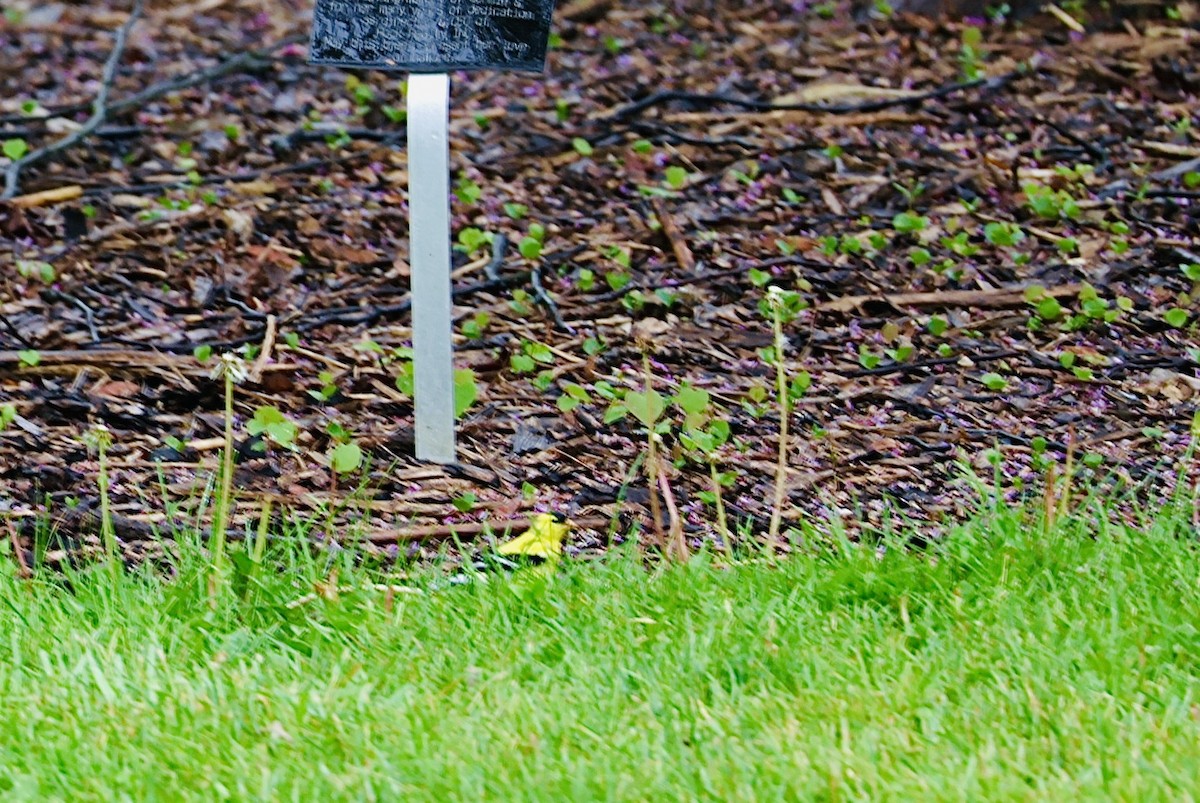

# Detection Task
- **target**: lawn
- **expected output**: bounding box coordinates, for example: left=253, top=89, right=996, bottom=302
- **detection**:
left=1, top=500, right=1197, bottom=801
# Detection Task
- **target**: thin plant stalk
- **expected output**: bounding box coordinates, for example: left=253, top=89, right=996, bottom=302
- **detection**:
left=1057, top=425, right=1076, bottom=523
left=656, top=450, right=688, bottom=561
left=93, top=427, right=118, bottom=575
left=246, top=497, right=271, bottom=597
left=208, top=356, right=240, bottom=603
left=767, top=292, right=790, bottom=547
left=708, top=459, right=731, bottom=555
left=641, top=354, right=666, bottom=549
left=608, top=451, right=646, bottom=543
left=1042, top=461, right=1059, bottom=535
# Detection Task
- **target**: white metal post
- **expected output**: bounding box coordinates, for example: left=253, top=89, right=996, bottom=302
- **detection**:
left=407, top=72, right=456, bottom=464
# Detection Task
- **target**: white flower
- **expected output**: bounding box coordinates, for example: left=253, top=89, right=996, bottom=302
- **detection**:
left=211, top=352, right=248, bottom=384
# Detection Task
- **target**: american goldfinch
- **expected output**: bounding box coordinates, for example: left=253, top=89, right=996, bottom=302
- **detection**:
left=444, top=513, right=571, bottom=587
left=495, top=512, right=570, bottom=565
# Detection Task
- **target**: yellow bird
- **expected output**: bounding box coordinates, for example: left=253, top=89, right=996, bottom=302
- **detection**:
left=444, top=513, right=572, bottom=587
left=495, top=512, right=571, bottom=566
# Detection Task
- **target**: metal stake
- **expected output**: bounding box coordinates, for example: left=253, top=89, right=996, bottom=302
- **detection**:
left=407, top=72, right=455, bottom=464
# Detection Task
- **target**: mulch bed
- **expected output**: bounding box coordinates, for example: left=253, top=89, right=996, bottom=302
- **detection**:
left=1, top=0, right=1198, bottom=561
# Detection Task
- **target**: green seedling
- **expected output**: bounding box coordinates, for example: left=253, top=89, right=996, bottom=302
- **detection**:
left=4, top=138, right=29, bottom=161
left=462, top=311, right=491, bottom=340
left=892, top=212, right=929, bottom=234
left=456, top=227, right=493, bottom=255
left=0, top=403, right=16, bottom=430
left=246, top=406, right=299, bottom=451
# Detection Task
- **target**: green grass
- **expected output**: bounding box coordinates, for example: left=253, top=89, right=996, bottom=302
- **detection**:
left=1, top=500, right=1198, bottom=801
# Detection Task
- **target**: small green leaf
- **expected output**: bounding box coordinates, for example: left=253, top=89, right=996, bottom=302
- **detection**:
left=664, top=166, right=688, bottom=190
left=329, top=442, right=363, bottom=474
left=562, top=383, right=591, bottom=401
left=1163, top=308, right=1190, bottom=328
left=603, top=403, right=628, bottom=424
left=892, top=211, right=929, bottom=234
left=456, top=227, right=493, bottom=255
left=624, top=389, right=665, bottom=427
left=454, top=368, right=478, bottom=418
left=526, top=341, right=554, bottom=364
left=709, top=419, right=731, bottom=447
left=0, top=403, right=16, bottom=430
left=452, top=492, right=477, bottom=513
left=518, top=236, right=542, bottom=261
left=395, top=361, right=415, bottom=395
left=15, top=259, right=54, bottom=283
left=247, top=406, right=298, bottom=447
left=17, top=350, right=40, bottom=367
left=1036, top=297, right=1064, bottom=321
left=983, top=221, right=1024, bottom=247
left=2, top=138, right=28, bottom=161
left=927, top=315, right=949, bottom=337
left=980, top=372, right=1007, bottom=391
left=454, top=177, right=483, bottom=206
left=748, top=268, right=771, bottom=288
left=674, top=385, right=709, bottom=415
left=572, top=137, right=594, bottom=157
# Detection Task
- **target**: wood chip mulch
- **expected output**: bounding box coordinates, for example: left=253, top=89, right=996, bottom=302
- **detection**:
left=1, top=1, right=1198, bottom=562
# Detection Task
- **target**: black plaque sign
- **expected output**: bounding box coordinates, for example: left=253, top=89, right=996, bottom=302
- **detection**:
left=310, top=0, right=554, bottom=73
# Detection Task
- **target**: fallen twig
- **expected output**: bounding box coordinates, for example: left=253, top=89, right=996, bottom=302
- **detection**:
left=609, top=71, right=1021, bottom=121
left=365, top=516, right=609, bottom=543
left=0, top=313, right=36, bottom=349
left=6, top=184, right=84, bottom=208
left=656, top=456, right=688, bottom=562
left=0, top=348, right=195, bottom=369
left=651, top=197, right=696, bottom=273
left=248, top=314, right=278, bottom=383
left=817, top=284, right=1081, bottom=314
left=5, top=519, right=32, bottom=579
